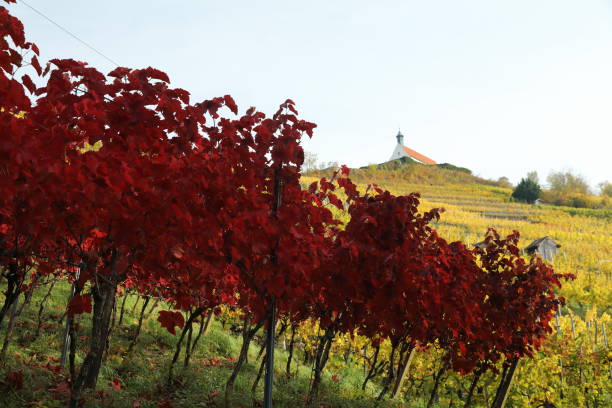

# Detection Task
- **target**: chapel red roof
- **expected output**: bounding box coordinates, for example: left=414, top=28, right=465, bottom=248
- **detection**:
left=402, top=146, right=436, bottom=165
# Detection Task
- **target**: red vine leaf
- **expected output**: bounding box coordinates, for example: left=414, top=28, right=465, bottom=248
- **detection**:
left=157, top=311, right=184, bottom=335
left=67, top=294, right=92, bottom=316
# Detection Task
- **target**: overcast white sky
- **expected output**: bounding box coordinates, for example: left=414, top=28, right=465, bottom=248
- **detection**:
left=10, top=0, right=612, bottom=190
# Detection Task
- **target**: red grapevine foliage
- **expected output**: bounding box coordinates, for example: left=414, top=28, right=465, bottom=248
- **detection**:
left=67, top=294, right=92, bottom=316
left=447, top=230, right=574, bottom=375
left=0, top=2, right=573, bottom=406
left=0, top=0, right=47, bottom=328
left=157, top=311, right=185, bottom=335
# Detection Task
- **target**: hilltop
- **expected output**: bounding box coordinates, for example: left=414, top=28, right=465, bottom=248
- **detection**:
left=306, top=158, right=612, bottom=217
left=307, top=157, right=509, bottom=187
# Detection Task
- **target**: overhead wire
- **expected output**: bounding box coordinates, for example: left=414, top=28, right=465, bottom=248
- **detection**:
left=4, top=3, right=122, bottom=129
left=18, top=0, right=120, bottom=67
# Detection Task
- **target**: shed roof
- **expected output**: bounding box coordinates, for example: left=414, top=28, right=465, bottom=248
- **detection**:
left=525, top=237, right=560, bottom=261
left=525, top=237, right=561, bottom=252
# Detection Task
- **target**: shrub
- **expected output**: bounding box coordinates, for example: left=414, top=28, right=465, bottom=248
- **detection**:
left=495, top=176, right=513, bottom=189
left=437, top=162, right=472, bottom=174
left=512, top=177, right=541, bottom=203
left=540, top=190, right=612, bottom=210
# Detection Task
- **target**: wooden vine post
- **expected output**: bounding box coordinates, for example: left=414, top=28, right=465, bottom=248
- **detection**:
left=263, top=169, right=283, bottom=408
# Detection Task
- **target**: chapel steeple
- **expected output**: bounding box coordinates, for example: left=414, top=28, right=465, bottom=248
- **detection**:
left=389, top=130, right=437, bottom=165
left=396, top=130, right=404, bottom=145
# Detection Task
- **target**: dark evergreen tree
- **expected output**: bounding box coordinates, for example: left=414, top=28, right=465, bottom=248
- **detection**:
left=512, top=177, right=541, bottom=203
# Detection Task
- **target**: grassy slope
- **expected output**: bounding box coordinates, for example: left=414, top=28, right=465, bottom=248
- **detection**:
left=308, top=159, right=493, bottom=187
left=0, top=284, right=394, bottom=408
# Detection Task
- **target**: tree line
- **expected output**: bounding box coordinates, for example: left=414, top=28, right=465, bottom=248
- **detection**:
left=513, top=171, right=611, bottom=209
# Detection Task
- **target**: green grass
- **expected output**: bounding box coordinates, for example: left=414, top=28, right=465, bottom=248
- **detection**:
left=0, top=283, right=398, bottom=408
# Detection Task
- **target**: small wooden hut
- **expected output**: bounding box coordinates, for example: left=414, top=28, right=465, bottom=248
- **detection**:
left=524, top=237, right=561, bottom=261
